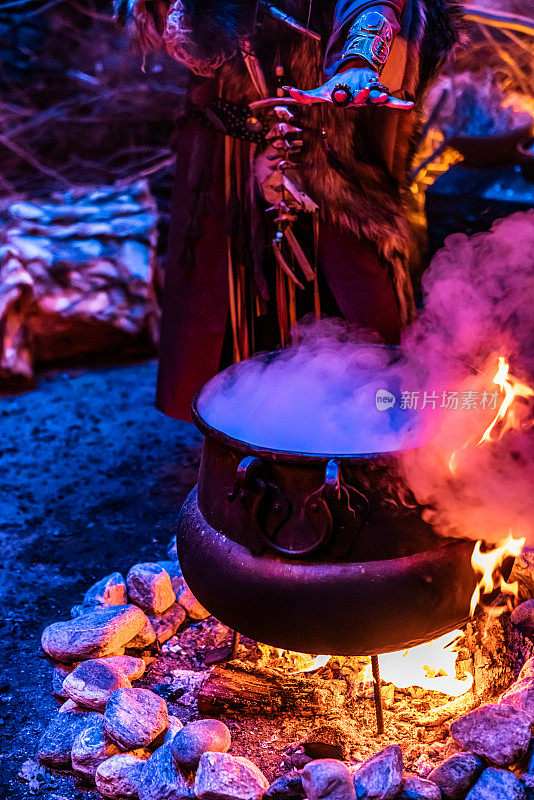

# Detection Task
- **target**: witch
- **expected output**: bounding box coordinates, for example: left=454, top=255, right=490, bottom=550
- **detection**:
left=118, top=0, right=462, bottom=420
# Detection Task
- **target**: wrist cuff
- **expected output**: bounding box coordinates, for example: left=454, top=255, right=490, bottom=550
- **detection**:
left=341, top=11, right=393, bottom=75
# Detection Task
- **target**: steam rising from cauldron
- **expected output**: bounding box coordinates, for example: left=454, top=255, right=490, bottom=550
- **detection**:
left=201, top=211, right=534, bottom=546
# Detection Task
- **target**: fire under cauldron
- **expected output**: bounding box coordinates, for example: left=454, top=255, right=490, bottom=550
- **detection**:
left=176, top=349, right=498, bottom=656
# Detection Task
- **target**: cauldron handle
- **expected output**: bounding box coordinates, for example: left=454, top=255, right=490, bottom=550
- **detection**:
left=229, top=456, right=332, bottom=558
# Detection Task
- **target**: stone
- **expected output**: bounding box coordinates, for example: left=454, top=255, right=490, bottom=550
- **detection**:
left=518, top=740, right=534, bottom=789
left=450, top=704, right=532, bottom=766
left=71, top=603, right=106, bottom=619
left=84, top=572, right=127, bottom=606
left=157, top=561, right=183, bottom=595
left=512, top=600, right=534, bottom=635
left=59, top=699, right=80, bottom=713
left=519, top=658, right=534, bottom=680
left=38, top=710, right=102, bottom=768
left=301, top=760, right=356, bottom=800
left=127, top=563, right=175, bottom=615
left=397, top=776, right=442, bottom=800
left=148, top=604, right=186, bottom=644
left=100, top=655, right=146, bottom=681
left=499, top=678, right=534, bottom=719
left=104, top=688, right=169, bottom=749
left=63, top=659, right=132, bottom=711
left=302, top=724, right=347, bottom=760
left=428, top=752, right=484, bottom=799
left=96, top=753, right=148, bottom=798
left=170, top=719, right=231, bottom=771
left=412, top=755, right=434, bottom=779
left=465, top=767, right=526, bottom=800
left=125, top=615, right=156, bottom=649
left=138, top=743, right=195, bottom=800
left=41, top=605, right=147, bottom=662
left=195, top=752, right=269, bottom=800
left=71, top=718, right=121, bottom=777
left=52, top=664, right=75, bottom=699
left=164, top=716, right=184, bottom=745
left=353, top=746, right=403, bottom=800
left=176, top=584, right=210, bottom=620
left=263, top=772, right=305, bottom=800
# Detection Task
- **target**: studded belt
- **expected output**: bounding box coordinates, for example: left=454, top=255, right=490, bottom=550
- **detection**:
left=186, top=98, right=269, bottom=143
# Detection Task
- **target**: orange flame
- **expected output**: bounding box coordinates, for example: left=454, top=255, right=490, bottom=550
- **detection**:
left=288, top=654, right=330, bottom=674
left=469, top=534, right=525, bottom=616
left=478, top=357, right=534, bottom=445
left=369, top=631, right=472, bottom=697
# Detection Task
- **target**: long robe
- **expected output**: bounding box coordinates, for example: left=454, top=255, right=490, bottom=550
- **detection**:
left=153, top=0, right=461, bottom=420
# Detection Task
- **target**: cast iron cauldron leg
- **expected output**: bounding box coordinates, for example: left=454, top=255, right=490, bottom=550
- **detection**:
left=371, top=655, right=384, bottom=735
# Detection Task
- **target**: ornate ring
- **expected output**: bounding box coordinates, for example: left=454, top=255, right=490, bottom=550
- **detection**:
left=331, top=84, right=353, bottom=108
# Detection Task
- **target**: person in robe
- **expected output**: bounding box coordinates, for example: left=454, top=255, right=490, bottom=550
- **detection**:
left=118, top=0, right=462, bottom=420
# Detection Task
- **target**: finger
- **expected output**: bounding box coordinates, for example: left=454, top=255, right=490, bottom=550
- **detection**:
left=369, top=89, right=389, bottom=104
left=284, top=86, right=329, bottom=105
left=382, top=96, right=415, bottom=110
left=350, top=86, right=371, bottom=107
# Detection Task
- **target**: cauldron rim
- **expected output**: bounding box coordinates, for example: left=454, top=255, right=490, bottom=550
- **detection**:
left=192, top=348, right=423, bottom=462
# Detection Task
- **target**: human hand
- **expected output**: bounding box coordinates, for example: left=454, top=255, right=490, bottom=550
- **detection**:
left=284, top=66, right=414, bottom=110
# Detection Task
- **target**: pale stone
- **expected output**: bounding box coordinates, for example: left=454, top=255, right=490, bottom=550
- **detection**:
left=38, top=710, right=102, bottom=768
left=171, top=719, right=231, bottom=770
left=84, top=572, right=127, bottom=606
left=100, top=655, right=146, bottom=681
left=157, top=561, right=183, bottom=595
left=353, top=746, right=403, bottom=800
left=125, top=615, right=156, bottom=649
left=138, top=743, right=195, bottom=800
left=397, top=776, right=442, bottom=800
left=428, top=752, right=484, bottom=799
left=127, top=563, right=175, bottom=615
left=41, top=605, right=147, bottom=662
left=164, top=716, right=184, bottom=744
left=177, top=585, right=210, bottom=620
left=519, top=658, right=534, bottom=680
left=450, top=704, right=531, bottom=766
left=59, top=699, right=80, bottom=713
left=52, top=664, right=75, bottom=699
left=264, top=772, right=305, bottom=800
left=96, top=753, right=148, bottom=798
left=63, top=659, right=131, bottom=711
left=511, top=599, right=534, bottom=635
left=148, top=604, right=186, bottom=644
left=195, top=752, right=268, bottom=800
left=71, top=718, right=120, bottom=776
left=465, top=767, right=526, bottom=800
left=104, top=688, right=169, bottom=749
left=499, top=677, right=534, bottom=719
left=302, top=759, right=356, bottom=800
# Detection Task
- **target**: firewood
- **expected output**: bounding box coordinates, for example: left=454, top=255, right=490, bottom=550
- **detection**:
left=197, top=663, right=348, bottom=717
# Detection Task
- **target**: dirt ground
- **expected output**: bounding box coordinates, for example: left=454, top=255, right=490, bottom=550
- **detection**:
left=0, top=360, right=202, bottom=798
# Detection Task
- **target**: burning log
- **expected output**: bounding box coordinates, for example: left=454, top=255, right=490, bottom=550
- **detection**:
left=198, top=663, right=348, bottom=717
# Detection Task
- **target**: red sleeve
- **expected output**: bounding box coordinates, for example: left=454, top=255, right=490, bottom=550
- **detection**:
left=323, top=0, right=406, bottom=77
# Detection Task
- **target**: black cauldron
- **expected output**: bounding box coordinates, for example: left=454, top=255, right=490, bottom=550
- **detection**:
left=176, top=351, right=482, bottom=656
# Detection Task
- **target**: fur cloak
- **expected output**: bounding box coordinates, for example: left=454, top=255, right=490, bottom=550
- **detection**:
left=122, top=0, right=462, bottom=324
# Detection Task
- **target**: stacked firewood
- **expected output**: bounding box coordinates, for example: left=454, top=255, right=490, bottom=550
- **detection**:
left=0, top=181, right=159, bottom=387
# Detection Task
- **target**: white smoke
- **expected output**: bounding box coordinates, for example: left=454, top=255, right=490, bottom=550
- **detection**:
left=200, top=211, right=534, bottom=545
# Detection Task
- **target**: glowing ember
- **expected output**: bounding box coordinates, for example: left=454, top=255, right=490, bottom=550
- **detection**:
left=373, top=630, right=473, bottom=697
left=478, top=357, right=534, bottom=444
left=469, top=534, right=525, bottom=616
